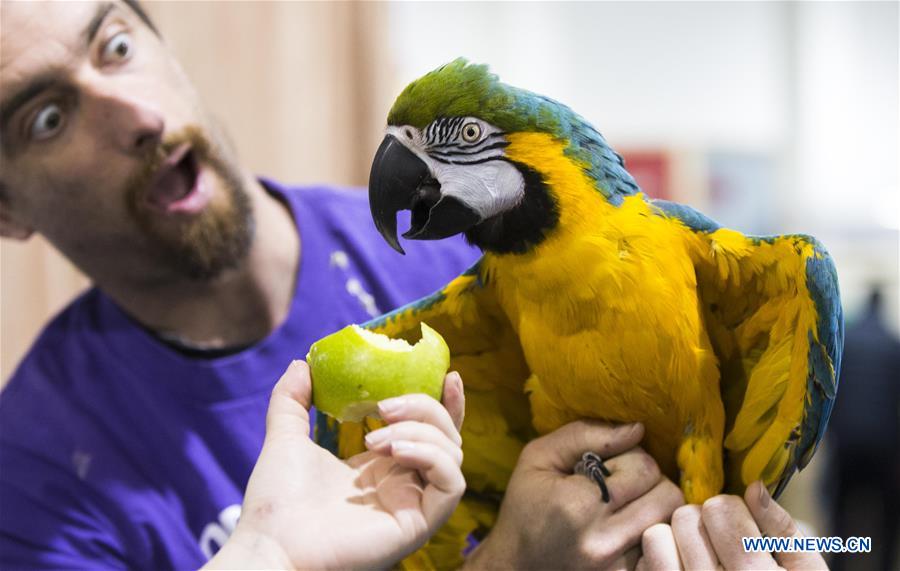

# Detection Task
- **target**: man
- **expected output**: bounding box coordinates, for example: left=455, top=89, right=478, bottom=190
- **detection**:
left=0, top=2, right=823, bottom=569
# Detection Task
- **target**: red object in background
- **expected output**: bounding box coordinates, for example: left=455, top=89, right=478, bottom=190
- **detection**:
left=620, top=151, right=669, bottom=200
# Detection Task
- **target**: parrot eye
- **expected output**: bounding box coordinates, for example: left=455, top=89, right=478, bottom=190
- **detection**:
left=461, top=122, right=482, bottom=143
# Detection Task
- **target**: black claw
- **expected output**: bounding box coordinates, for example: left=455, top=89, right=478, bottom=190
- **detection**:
left=574, top=451, right=612, bottom=502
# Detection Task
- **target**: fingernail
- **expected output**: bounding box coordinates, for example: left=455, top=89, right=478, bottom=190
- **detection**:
left=448, top=371, right=462, bottom=393
left=365, top=427, right=391, bottom=447
left=758, top=481, right=771, bottom=508
left=378, top=397, right=406, bottom=416
left=391, top=440, right=416, bottom=453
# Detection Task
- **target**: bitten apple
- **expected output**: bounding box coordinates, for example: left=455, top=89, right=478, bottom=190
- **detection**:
left=307, top=322, right=450, bottom=422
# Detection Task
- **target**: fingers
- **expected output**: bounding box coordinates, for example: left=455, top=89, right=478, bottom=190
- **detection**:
left=265, top=360, right=313, bottom=438
left=701, top=494, right=779, bottom=570
left=670, top=504, right=720, bottom=570
left=639, top=524, right=683, bottom=571
left=389, top=440, right=466, bottom=529
left=600, top=478, right=684, bottom=547
left=364, top=420, right=463, bottom=466
left=601, top=447, right=663, bottom=510
left=377, top=392, right=462, bottom=447
left=745, top=481, right=827, bottom=570
left=523, top=420, right=644, bottom=473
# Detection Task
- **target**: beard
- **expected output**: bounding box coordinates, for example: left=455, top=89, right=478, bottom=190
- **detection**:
left=124, top=125, right=254, bottom=282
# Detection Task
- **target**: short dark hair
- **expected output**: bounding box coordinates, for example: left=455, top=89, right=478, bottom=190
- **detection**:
left=122, top=0, right=159, bottom=36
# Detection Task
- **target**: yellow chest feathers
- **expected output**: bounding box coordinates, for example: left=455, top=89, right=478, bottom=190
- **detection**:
left=483, top=133, right=719, bottom=421
left=487, top=133, right=700, bottom=334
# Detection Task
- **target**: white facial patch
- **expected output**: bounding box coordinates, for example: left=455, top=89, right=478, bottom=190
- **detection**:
left=430, top=160, right=524, bottom=219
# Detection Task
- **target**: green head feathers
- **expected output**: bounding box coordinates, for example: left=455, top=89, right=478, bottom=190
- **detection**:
left=388, top=58, right=565, bottom=135
left=388, top=58, right=640, bottom=203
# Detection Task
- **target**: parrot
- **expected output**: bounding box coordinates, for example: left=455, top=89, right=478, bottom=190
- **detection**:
left=316, top=58, right=843, bottom=569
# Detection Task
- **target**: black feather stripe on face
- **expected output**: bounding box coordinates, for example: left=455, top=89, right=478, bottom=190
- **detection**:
left=431, top=140, right=510, bottom=160
left=464, top=161, right=559, bottom=255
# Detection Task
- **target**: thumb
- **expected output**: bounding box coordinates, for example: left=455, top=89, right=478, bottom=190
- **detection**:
left=523, top=420, right=644, bottom=472
left=745, top=481, right=825, bottom=570
left=265, top=360, right=313, bottom=439
left=440, top=371, right=465, bottom=432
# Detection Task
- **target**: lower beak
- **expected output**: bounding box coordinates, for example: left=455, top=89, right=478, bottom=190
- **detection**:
left=368, top=135, right=481, bottom=254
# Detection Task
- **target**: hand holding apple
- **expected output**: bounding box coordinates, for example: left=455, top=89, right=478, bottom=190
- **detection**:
left=203, top=361, right=466, bottom=570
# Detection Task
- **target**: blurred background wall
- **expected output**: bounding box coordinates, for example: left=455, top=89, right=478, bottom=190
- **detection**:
left=1, top=1, right=897, bottom=563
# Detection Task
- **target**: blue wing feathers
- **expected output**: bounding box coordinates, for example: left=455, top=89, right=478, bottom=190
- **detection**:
left=363, top=289, right=449, bottom=331
left=799, top=242, right=843, bottom=458
left=362, top=258, right=485, bottom=331
left=774, top=240, right=843, bottom=497
left=315, top=411, right=340, bottom=456
left=651, top=200, right=723, bottom=234
left=805, top=240, right=844, bottom=390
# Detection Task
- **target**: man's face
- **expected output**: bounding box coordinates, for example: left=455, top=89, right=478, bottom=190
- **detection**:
left=0, top=0, right=254, bottom=283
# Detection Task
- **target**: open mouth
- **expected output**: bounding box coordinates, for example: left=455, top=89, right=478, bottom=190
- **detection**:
left=405, top=177, right=442, bottom=238
left=144, top=143, right=210, bottom=214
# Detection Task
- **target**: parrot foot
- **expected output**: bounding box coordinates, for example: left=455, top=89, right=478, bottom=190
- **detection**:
left=574, top=451, right=612, bottom=502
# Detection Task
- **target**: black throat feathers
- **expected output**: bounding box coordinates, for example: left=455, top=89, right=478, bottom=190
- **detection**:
left=464, top=161, right=559, bottom=255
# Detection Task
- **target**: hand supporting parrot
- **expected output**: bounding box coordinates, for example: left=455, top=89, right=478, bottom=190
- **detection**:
left=317, top=58, right=843, bottom=569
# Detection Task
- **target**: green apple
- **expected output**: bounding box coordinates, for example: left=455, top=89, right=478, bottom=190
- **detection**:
left=307, top=322, right=450, bottom=422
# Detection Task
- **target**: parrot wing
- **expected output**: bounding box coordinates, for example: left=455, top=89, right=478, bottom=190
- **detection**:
left=653, top=200, right=843, bottom=497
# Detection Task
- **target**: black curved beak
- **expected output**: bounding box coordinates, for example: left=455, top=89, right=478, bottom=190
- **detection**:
left=369, top=135, right=481, bottom=254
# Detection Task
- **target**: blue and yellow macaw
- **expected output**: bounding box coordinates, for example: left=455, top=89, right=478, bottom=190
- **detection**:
left=318, top=59, right=843, bottom=568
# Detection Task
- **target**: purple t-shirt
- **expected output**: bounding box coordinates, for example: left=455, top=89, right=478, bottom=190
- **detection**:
left=0, top=181, right=480, bottom=569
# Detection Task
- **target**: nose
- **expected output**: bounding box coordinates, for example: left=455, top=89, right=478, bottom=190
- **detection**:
left=83, top=80, right=165, bottom=155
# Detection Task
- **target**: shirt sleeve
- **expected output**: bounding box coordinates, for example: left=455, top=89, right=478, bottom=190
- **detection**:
left=0, top=445, right=129, bottom=570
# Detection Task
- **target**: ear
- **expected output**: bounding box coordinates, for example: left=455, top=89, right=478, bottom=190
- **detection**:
left=0, top=194, right=34, bottom=241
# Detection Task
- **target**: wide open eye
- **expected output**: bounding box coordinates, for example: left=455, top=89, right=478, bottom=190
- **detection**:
left=30, top=103, right=66, bottom=141
left=461, top=122, right=482, bottom=143
left=102, top=31, right=133, bottom=63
